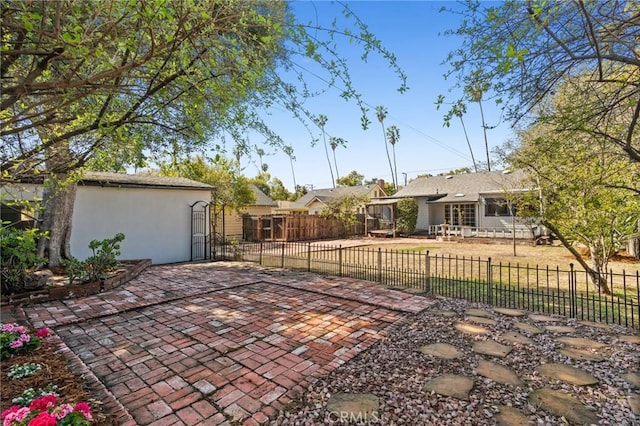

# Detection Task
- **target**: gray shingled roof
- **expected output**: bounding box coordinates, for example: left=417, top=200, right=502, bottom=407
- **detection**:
left=393, top=170, right=528, bottom=200
left=81, top=172, right=215, bottom=190
left=291, top=184, right=379, bottom=209
left=250, top=184, right=277, bottom=206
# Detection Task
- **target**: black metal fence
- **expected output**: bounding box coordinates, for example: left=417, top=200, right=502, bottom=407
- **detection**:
left=226, top=241, right=639, bottom=329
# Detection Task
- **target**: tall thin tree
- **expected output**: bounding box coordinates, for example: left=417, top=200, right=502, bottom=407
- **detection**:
left=316, top=114, right=335, bottom=187
left=329, top=136, right=344, bottom=181
left=452, top=102, right=478, bottom=173
left=282, top=145, right=297, bottom=189
left=469, top=83, right=491, bottom=171
left=375, top=105, right=396, bottom=190
left=386, top=125, right=400, bottom=189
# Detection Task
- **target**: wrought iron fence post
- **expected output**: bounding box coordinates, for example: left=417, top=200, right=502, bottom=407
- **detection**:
left=281, top=242, right=285, bottom=268
left=487, top=257, right=493, bottom=305
left=307, top=242, right=311, bottom=272
left=569, top=263, right=576, bottom=318
left=259, top=241, right=263, bottom=265
left=425, top=251, right=431, bottom=293
left=338, top=245, right=343, bottom=277
left=377, top=248, right=382, bottom=283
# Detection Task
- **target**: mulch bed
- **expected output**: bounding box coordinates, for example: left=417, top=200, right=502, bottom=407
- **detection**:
left=1, top=343, right=119, bottom=425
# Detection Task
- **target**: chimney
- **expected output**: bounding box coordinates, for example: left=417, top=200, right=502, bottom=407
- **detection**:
left=377, top=179, right=385, bottom=188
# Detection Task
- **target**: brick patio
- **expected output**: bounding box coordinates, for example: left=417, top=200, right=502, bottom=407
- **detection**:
left=10, top=262, right=434, bottom=425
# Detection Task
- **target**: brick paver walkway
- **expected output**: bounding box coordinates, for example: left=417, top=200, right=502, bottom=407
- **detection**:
left=18, top=262, right=434, bottom=425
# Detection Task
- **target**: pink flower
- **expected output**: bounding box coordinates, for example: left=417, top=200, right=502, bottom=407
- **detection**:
left=2, top=406, right=30, bottom=425
left=26, top=412, right=57, bottom=426
left=14, top=326, right=27, bottom=334
left=29, top=395, right=57, bottom=411
left=9, top=340, right=23, bottom=349
left=34, top=328, right=50, bottom=338
left=52, top=404, right=73, bottom=420
left=73, top=402, right=92, bottom=420
left=19, top=333, right=31, bottom=343
left=1, top=323, right=16, bottom=332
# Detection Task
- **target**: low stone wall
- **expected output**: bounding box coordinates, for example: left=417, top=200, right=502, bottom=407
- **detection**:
left=0, top=259, right=151, bottom=306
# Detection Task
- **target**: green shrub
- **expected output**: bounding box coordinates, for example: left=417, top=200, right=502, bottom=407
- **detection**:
left=84, top=233, right=125, bottom=282
left=396, top=198, right=418, bottom=235
left=0, top=225, right=46, bottom=294
left=62, top=257, right=87, bottom=286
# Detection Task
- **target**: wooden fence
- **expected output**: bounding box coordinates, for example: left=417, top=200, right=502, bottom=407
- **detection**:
left=242, top=214, right=365, bottom=242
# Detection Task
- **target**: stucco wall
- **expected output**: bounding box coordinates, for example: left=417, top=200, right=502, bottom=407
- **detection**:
left=71, top=185, right=212, bottom=264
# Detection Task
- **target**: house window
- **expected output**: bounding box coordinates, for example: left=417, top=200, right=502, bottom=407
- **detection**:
left=1, top=203, right=37, bottom=229
left=444, top=204, right=476, bottom=227
left=485, top=198, right=512, bottom=216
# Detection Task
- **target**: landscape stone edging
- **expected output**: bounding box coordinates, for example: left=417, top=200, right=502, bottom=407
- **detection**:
left=0, top=259, right=151, bottom=306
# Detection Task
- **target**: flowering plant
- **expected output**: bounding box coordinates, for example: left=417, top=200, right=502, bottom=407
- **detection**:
left=2, top=395, right=92, bottom=426
left=7, top=363, right=43, bottom=380
left=0, top=323, right=51, bottom=360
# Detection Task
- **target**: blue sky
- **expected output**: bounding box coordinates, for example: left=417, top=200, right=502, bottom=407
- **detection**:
left=239, top=1, right=513, bottom=190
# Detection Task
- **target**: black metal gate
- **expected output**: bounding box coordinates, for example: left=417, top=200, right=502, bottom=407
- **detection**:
left=190, top=200, right=211, bottom=261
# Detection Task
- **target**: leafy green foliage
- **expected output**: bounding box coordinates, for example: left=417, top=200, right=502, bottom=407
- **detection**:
left=318, top=194, right=368, bottom=227
left=84, top=233, right=125, bottom=282
left=7, top=363, right=42, bottom=380
left=396, top=198, right=418, bottom=235
left=11, top=385, right=58, bottom=407
left=0, top=226, right=46, bottom=294
left=337, top=170, right=364, bottom=187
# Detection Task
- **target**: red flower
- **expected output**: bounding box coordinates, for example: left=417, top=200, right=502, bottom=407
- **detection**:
left=1, top=405, right=21, bottom=418
left=29, top=395, right=57, bottom=411
left=73, top=402, right=92, bottom=420
left=34, top=328, right=50, bottom=338
left=27, top=412, right=57, bottom=426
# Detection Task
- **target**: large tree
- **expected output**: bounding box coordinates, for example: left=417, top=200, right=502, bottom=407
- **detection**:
left=1, top=0, right=406, bottom=265
left=440, top=0, right=640, bottom=164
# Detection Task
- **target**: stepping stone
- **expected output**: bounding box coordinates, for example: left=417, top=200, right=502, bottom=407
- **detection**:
left=528, top=314, right=559, bottom=322
left=455, top=322, right=489, bottom=335
left=495, top=406, right=530, bottom=426
left=623, top=372, right=640, bottom=388
left=476, top=360, right=523, bottom=386
left=556, top=336, right=607, bottom=349
left=537, top=363, right=599, bottom=386
left=465, top=309, right=492, bottom=318
left=473, top=341, right=512, bottom=358
left=559, top=346, right=605, bottom=362
left=466, top=315, right=497, bottom=326
left=628, top=394, right=640, bottom=416
left=493, top=308, right=526, bottom=317
left=514, top=322, right=542, bottom=334
left=432, top=310, right=457, bottom=318
left=424, top=374, right=474, bottom=400
left=619, top=335, right=640, bottom=344
left=326, top=393, right=379, bottom=421
left=419, top=343, right=463, bottom=359
left=501, top=331, right=534, bottom=345
left=528, top=388, right=599, bottom=425
left=543, top=325, right=576, bottom=333
left=577, top=320, right=611, bottom=330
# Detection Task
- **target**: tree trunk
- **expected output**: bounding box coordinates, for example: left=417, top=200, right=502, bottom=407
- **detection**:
left=542, top=221, right=611, bottom=294
left=628, top=219, right=640, bottom=259
left=37, top=178, right=78, bottom=267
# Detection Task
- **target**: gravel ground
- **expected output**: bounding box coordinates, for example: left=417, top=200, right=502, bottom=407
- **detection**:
left=274, top=297, right=639, bottom=425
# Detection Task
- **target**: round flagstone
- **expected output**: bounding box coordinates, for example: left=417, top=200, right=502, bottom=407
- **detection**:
left=455, top=322, right=489, bottom=335
left=559, top=346, right=605, bottom=362
left=514, top=322, right=542, bottom=334
left=543, top=325, right=576, bottom=333
left=493, top=308, right=526, bottom=317
left=556, top=336, right=607, bottom=349
left=326, top=393, right=379, bottom=421
left=628, top=394, right=640, bottom=415
left=476, top=360, right=523, bottom=386
left=619, top=335, right=640, bottom=344
left=623, top=372, right=640, bottom=388
left=465, top=315, right=498, bottom=326
left=528, top=388, right=599, bottom=425
left=528, top=314, right=559, bottom=322
left=424, top=374, right=474, bottom=400
left=501, top=331, right=534, bottom=345
left=577, top=320, right=611, bottom=330
left=495, top=406, right=530, bottom=426
left=419, top=343, right=463, bottom=359
left=473, top=341, right=512, bottom=358
left=465, top=308, right=492, bottom=318
left=537, top=363, right=599, bottom=386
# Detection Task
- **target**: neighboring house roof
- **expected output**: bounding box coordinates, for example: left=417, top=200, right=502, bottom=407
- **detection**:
left=250, top=184, right=277, bottom=206
left=80, top=172, right=215, bottom=191
left=290, top=184, right=384, bottom=209
left=393, top=170, right=528, bottom=202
